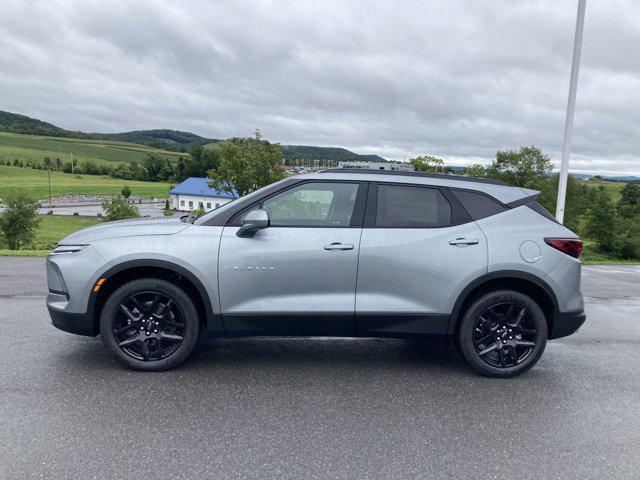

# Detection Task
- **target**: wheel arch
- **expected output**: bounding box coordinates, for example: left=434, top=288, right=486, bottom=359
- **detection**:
left=448, top=271, right=558, bottom=337
left=89, top=259, right=223, bottom=336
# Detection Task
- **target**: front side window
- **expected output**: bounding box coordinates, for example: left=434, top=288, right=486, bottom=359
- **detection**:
left=257, top=182, right=360, bottom=227
left=376, top=185, right=451, bottom=227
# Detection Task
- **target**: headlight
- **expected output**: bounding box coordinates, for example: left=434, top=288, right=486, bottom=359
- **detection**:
left=52, top=245, right=87, bottom=254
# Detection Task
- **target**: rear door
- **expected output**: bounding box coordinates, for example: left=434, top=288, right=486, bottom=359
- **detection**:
left=218, top=180, right=367, bottom=336
left=355, top=182, right=488, bottom=337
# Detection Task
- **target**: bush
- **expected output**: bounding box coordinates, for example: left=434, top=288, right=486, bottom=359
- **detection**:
left=121, top=185, right=132, bottom=199
left=0, top=194, right=41, bottom=249
left=583, top=187, right=618, bottom=253
left=102, top=195, right=140, bottom=222
left=614, top=218, right=640, bottom=259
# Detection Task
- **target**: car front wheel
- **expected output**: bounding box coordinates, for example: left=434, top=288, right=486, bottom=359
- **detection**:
left=99, top=278, right=200, bottom=371
left=457, top=290, right=548, bottom=378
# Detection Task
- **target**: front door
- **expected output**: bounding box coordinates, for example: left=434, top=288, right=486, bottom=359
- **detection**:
left=218, top=181, right=367, bottom=336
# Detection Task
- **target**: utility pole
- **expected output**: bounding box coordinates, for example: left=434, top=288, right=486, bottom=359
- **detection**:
left=48, top=169, right=52, bottom=207
left=556, top=0, right=586, bottom=224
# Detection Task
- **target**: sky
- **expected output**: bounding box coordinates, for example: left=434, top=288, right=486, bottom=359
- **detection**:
left=1, top=0, right=639, bottom=175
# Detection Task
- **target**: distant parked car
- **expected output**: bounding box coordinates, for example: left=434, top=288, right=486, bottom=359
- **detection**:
left=46, top=170, right=585, bottom=377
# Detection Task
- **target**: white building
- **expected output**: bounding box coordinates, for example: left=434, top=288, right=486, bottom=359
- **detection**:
left=337, top=161, right=415, bottom=172
left=169, top=177, right=237, bottom=212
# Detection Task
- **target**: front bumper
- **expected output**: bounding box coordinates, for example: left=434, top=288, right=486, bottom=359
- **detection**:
left=46, top=245, right=108, bottom=337
left=549, top=309, right=586, bottom=339
left=47, top=303, right=96, bottom=336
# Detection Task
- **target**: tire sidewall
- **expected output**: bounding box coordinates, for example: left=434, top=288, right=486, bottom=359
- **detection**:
left=100, top=278, right=200, bottom=371
left=457, top=290, right=548, bottom=378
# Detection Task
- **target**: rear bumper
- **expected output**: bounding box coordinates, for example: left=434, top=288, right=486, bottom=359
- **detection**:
left=549, top=309, right=586, bottom=340
left=47, top=305, right=96, bottom=337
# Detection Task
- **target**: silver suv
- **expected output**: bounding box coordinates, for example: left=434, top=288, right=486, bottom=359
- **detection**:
left=46, top=170, right=585, bottom=377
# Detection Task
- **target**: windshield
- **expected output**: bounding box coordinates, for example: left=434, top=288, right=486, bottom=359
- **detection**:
left=193, top=179, right=290, bottom=225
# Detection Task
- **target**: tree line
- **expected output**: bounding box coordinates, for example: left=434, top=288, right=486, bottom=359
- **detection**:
left=411, top=146, right=640, bottom=260
left=2, top=147, right=217, bottom=183
left=2, top=137, right=639, bottom=261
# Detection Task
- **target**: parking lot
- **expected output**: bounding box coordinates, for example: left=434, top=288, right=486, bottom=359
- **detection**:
left=1, top=257, right=639, bottom=479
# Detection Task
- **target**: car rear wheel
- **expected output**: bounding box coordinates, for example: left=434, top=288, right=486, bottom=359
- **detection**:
left=99, top=278, right=199, bottom=371
left=456, top=290, right=548, bottom=378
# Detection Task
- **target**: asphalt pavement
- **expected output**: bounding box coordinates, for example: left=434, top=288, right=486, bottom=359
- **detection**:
left=0, top=257, right=639, bottom=479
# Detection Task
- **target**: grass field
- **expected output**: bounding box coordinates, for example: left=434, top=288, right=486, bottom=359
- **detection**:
left=577, top=178, right=626, bottom=202
left=0, top=132, right=184, bottom=167
left=0, top=165, right=171, bottom=200
left=0, top=214, right=98, bottom=251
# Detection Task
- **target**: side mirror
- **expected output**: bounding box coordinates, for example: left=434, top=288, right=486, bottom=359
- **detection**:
left=237, top=209, right=270, bottom=238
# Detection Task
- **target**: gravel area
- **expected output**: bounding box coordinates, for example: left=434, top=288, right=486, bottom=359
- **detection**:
left=41, top=194, right=151, bottom=204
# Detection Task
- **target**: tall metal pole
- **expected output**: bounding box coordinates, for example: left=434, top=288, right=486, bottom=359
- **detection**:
left=556, top=0, right=586, bottom=224
left=48, top=169, right=52, bottom=207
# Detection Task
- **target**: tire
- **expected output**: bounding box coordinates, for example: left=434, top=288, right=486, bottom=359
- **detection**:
left=100, top=278, right=200, bottom=371
left=456, top=290, right=548, bottom=378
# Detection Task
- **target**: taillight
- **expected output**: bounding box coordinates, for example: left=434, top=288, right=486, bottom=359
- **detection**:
left=544, top=238, right=583, bottom=259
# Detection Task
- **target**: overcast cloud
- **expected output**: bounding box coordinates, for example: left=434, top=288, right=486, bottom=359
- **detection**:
left=1, top=0, right=639, bottom=174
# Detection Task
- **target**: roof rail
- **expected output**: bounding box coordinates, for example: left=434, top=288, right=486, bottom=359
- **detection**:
left=320, top=168, right=512, bottom=186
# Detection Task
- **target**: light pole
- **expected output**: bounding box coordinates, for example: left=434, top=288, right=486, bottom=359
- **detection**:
left=556, top=0, right=586, bottom=224
left=48, top=169, right=52, bottom=207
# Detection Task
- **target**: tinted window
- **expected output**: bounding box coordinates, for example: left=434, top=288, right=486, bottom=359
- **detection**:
left=376, top=185, right=451, bottom=227
left=452, top=190, right=506, bottom=220
left=259, top=182, right=360, bottom=227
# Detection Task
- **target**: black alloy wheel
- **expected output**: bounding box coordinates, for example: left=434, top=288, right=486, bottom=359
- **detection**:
left=457, top=290, right=548, bottom=378
left=100, top=278, right=199, bottom=371
left=113, top=291, right=186, bottom=361
left=472, top=302, right=538, bottom=368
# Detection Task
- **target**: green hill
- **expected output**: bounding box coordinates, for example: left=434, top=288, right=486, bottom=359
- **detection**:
left=279, top=145, right=385, bottom=163
left=0, top=110, right=387, bottom=163
left=0, top=110, right=212, bottom=152
left=0, top=110, right=87, bottom=138
left=0, top=131, right=184, bottom=167
left=98, top=129, right=212, bottom=152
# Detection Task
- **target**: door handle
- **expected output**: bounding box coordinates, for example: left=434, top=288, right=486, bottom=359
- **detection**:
left=324, top=242, right=355, bottom=251
left=449, top=237, right=479, bottom=246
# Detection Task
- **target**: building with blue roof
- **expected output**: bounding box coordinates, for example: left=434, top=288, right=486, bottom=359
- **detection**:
left=169, top=177, right=238, bottom=212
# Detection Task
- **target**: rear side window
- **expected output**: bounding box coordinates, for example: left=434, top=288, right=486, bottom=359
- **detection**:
left=451, top=190, right=507, bottom=220
left=376, top=185, right=451, bottom=227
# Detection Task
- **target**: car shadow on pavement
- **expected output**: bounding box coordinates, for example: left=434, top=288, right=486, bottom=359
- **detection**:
left=186, top=336, right=472, bottom=374
left=52, top=335, right=473, bottom=376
